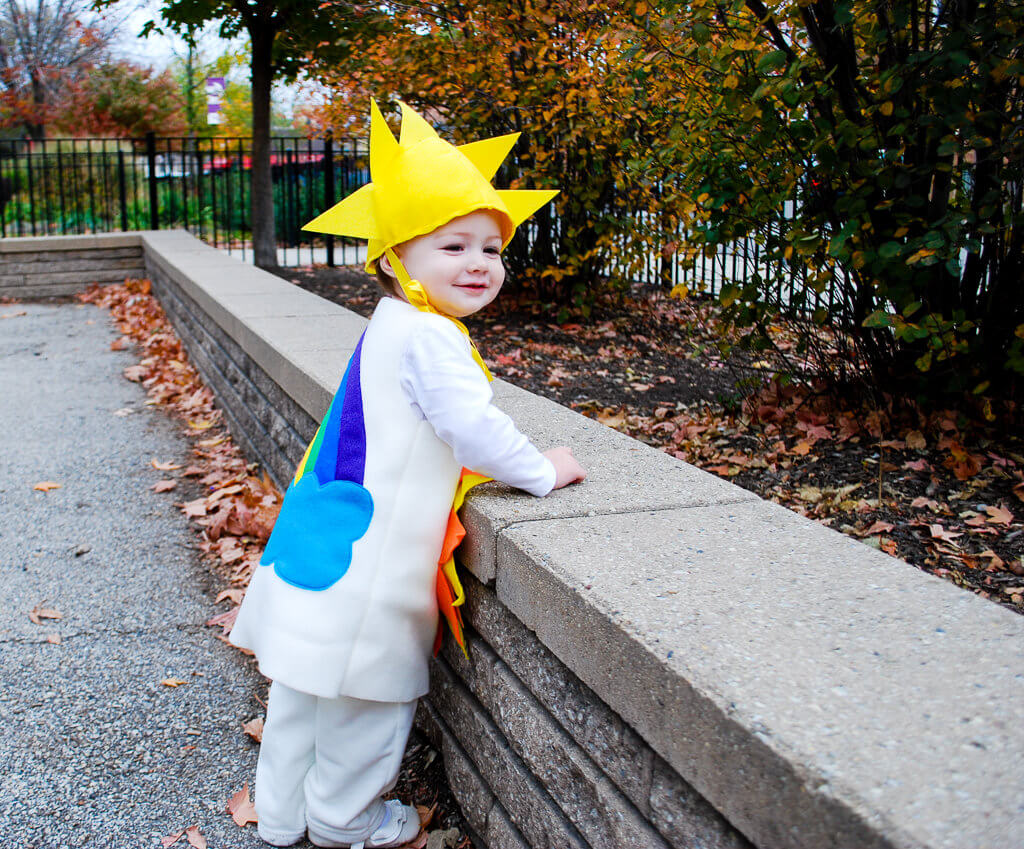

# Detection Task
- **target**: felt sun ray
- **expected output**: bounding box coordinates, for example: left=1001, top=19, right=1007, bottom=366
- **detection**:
left=302, top=100, right=559, bottom=275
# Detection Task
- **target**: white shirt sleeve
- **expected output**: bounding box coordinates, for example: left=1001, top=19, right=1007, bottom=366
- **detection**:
left=399, top=320, right=556, bottom=497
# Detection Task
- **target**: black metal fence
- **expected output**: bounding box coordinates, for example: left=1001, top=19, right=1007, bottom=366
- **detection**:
left=0, top=133, right=368, bottom=266
left=0, top=133, right=851, bottom=317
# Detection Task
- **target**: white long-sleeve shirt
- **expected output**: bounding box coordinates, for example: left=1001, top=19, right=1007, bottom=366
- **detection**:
left=398, top=315, right=556, bottom=497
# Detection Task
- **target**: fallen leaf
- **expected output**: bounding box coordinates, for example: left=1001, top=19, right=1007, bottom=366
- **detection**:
left=929, top=524, right=962, bottom=544
left=182, top=498, right=208, bottom=517
left=797, top=486, right=822, bottom=503
left=29, top=604, right=63, bottom=625
left=417, top=803, right=436, bottom=830
left=185, top=825, right=207, bottom=849
left=161, top=831, right=184, bottom=848
left=110, top=336, right=130, bottom=350
left=227, top=783, right=259, bottom=826
left=860, top=520, right=894, bottom=536
left=903, top=459, right=931, bottom=472
left=33, top=481, right=61, bottom=492
left=596, top=409, right=626, bottom=430
left=46, top=633, right=61, bottom=644
left=905, top=430, right=927, bottom=450
left=161, top=678, right=188, bottom=688
left=983, top=504, right=1014, bottom=525
left=206, top=606, right=239, bottom=635
left=792, top=440, right=812, bottom=456
left=152, top=458, right=183, bottom=471
left=216, top=588, right=245, bottom=605
left=123, top=364, right=148, bottom=382
left=152, top=480, right=177, bottom=493
left=112, top=407, right=134, bottom=416
left=242, top=716, right=264, bottom=743
left=206, top=484, right=244, bottom=505
left=978, top=549, right=1005, bottom=569
left=880, top=537, right=898, bottom=556
left=1, top=310, right=27, bottom=319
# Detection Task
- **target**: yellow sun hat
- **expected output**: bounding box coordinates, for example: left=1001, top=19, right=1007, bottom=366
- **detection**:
left=302, top=100, right=559, bottom=274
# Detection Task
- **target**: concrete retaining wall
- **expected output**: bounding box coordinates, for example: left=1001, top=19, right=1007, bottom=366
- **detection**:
left=0, top=234, right=145, bottom=299
left=10, top=231, right=1024, bottom=849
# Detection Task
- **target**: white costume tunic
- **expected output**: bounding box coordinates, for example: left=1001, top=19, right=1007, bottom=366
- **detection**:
left=230, top=297, right=553, bottom=703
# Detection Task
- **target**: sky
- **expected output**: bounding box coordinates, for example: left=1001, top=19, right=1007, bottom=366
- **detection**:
left=107, top=0, right=242, bottom=70
left=104, top=0, right=305, bottom=122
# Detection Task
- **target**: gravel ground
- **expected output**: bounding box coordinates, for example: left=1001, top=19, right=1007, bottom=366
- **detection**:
left=0, top=301, right=467, bottom=848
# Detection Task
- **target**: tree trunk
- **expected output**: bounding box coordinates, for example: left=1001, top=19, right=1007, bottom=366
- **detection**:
left=250, top=23, right=278, bottom=270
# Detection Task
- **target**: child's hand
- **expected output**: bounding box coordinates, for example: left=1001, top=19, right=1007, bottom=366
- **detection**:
left=544, top=447, right=587, bottom=490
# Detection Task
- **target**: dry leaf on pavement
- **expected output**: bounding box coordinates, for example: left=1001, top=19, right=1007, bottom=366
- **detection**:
left=29, top=604, right=62, bottom=625
left=33, top=481, right=61, bottom=492
left=185, top=825, right=207, bottom=848
left=160, top=831, right=184, bottom=847
left=242, top=716, right=264, bottom=742
left=161, top=678, right=188, bottom=688
left=227, top=783, right=258, bottom=826
left=152, top=458, right=183, bottom=471
left=152, top=480, right=177, bottom=492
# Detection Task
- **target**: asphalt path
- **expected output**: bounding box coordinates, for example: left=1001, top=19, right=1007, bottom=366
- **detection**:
left=0, top=302, right=269, bottom=848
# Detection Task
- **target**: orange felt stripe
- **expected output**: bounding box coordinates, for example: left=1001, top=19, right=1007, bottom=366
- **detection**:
left=439, top=510, right=466, bottom=566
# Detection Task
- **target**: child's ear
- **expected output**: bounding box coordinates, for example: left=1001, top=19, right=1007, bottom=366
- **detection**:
left=378, top=252, right=397, bottom=280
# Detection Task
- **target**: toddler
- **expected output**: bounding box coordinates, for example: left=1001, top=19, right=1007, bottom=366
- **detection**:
left=229, top=100, right=586, bottom=848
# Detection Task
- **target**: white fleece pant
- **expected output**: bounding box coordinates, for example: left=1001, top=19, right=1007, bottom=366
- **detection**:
left=255, top=681, right=417, bottom=846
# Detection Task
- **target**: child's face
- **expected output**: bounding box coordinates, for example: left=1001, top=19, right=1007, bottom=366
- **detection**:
left=389, top=210, right=506, bottom=318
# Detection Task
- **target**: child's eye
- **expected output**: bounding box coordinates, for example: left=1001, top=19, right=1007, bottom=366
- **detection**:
left=443, top=243, right=464, bottom=252
left=485, top=246, right=501, bottom=256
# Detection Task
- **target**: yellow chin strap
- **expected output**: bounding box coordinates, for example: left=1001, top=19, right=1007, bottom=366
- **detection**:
left=384, top=247, right=494, bottom=382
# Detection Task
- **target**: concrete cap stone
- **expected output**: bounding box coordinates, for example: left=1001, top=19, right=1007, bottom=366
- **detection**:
left=459, top=379, right=757, bottom=581
left=0, top=233, right=142, bottom=253
left=497, top=499, right=1024, bottom=849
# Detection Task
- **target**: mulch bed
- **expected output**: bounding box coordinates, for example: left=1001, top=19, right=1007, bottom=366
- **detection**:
left=276, top=263, right=1024, bottom=615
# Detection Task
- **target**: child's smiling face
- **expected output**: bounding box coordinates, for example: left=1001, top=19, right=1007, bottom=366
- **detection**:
left=385, top=210, right=506, bottom=319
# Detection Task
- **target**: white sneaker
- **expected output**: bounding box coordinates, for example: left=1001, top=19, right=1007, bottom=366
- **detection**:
left=309, top=799, right=422, bottom=849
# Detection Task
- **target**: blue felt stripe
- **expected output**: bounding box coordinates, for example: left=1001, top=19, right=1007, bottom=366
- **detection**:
left=334, top=333, right=367, bottom=485
left=311, top=332, right=367, bottom=486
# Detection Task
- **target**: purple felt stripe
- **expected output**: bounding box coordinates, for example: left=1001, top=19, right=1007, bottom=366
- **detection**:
left=334, top=333, right=367, bottom=485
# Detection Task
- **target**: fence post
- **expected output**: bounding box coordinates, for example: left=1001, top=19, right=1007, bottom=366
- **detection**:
left=117, top=149, right=128, bottom=232
left=146, top=132, right=159, bottom=231
left=324, top=130, right=335, bottom=268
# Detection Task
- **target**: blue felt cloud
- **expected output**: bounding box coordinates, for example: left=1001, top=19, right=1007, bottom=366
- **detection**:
left=261, top=474, right=374, bottom=591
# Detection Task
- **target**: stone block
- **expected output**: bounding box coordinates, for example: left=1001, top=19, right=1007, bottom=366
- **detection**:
left=648, top=755, right=754, bottom=849
left=485, top=804, right=531, bottom=849
left=417, top=702, right=495, bottom=839
left=443, top=635, right=672, bottom=849
left=458, top=572, right=655, bottom=808
left=428, top=659, right=589, bottom=849
left=0, top=233, right=142, bottom=253
left=497, top=501, right=1024, bottom=849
